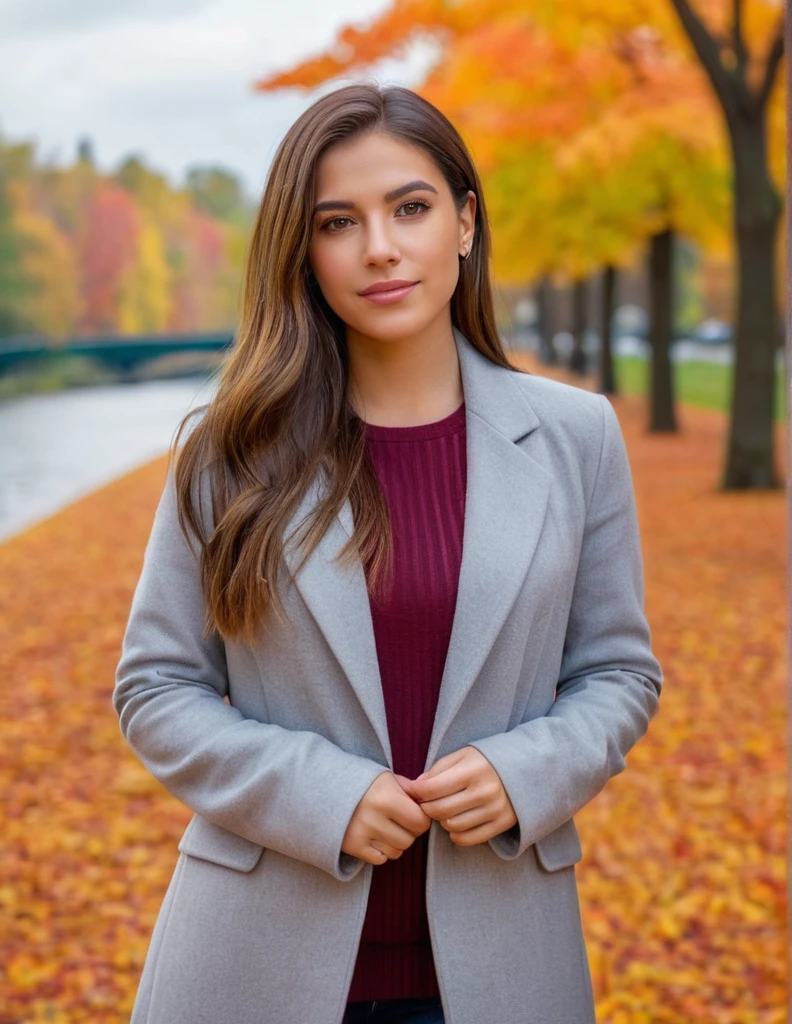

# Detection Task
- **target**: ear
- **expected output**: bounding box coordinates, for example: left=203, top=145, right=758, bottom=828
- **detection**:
left=458, top=190, right=477, bottom=251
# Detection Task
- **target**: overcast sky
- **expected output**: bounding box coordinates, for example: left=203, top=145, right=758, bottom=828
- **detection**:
left=0, top=0, right=436, bottom=198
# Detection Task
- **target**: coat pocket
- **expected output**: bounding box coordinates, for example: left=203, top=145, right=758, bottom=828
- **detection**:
left=177, top=814, right=266, bottom=873
left=533, top=817, right=583, bottom=872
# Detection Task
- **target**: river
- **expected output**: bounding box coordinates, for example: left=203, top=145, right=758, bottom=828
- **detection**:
left=0, top=376, right=217, bottom=543
left=0, top=340, right=780, bottom=544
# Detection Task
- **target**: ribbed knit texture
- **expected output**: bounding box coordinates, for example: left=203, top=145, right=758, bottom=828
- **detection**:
left=346, top=401, right=467, bottom=1003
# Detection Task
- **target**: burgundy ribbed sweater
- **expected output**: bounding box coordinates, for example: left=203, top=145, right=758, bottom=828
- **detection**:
left=346, top=401, right=467, bottom=1003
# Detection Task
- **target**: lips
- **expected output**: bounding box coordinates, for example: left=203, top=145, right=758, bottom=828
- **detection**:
left=359, top=279, right=418, bottom=296
left=358, top=280, right=419, bottom=305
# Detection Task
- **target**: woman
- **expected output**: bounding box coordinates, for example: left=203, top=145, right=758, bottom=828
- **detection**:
left=114, top=83, right=662, bottom=1024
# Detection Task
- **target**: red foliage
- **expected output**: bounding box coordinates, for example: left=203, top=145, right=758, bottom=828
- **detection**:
left=77, top=184, right=140, bottom=335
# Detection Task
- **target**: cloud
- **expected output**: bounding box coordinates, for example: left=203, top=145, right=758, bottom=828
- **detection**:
left=0, top=0, right=437, bottom=194
left=0, top=0, right=216, bottom=36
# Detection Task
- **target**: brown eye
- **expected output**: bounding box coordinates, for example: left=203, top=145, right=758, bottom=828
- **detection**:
left=321, top=216, right=353, bottom=233
left=397, top=200, right=430, bottom=216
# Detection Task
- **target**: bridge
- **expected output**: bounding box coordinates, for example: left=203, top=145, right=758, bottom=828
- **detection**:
left=0, top=331, right=235, bottom=377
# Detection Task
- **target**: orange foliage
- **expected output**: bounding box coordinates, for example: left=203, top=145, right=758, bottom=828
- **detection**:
left=0, top=381, right=786, bottom=1020
left=253, top=0, right=459, bottom=92
left=253, top=0, right=783, bottom=283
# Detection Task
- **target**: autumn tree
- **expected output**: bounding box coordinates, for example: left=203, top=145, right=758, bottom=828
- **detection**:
left=666, top=0, right=783, bottom=485
left=11, top=203, right=81, bottom=339
left=0, top=142, right=30, bottom=337
left=116, top=217, right=172, bottom=335
left=254, top=1, right=733, bottom=440
left=185, top=166, right=252, bottom=228
left=255, top=0, right=782, bottom=486
left=77, top=184, right=140, bottom=336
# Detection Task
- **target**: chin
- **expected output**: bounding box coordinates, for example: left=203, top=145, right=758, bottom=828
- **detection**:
left=344, top=306, right=450, bottom=344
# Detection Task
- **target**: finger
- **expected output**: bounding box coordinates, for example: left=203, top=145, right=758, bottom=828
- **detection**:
left=390, top=800, right=433, bottom=836
left=370, top=841, right=403, bottom=861
left=354, top=844, right=388, bottom=865
left=414, top=748, right=467, bottom=780
left=388, top=810, right=431, bottom=840
left=439, top=806, right=490, bottom=833
left=410, top=763, right=469, bottom=803
left=416, top=746, right=495, bottom=785
left=379, top=818, right=426, bottom=850
left=393, top=774, right=422, bottom=801
left=417, top=791, right=479, bottom=822
left=447, top=822, right=499, bottom=847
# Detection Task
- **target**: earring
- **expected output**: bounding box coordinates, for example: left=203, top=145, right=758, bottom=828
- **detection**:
left=459, top=247, right=471, bottom=261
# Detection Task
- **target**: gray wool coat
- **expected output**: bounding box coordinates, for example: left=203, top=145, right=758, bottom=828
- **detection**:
left=113, top=327, right=662, bottom=1024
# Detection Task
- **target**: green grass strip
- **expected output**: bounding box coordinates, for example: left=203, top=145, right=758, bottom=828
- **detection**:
left=613, top=356, right=787, bottom=424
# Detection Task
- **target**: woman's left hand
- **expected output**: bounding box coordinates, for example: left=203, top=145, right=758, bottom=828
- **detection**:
left=398, top=747, right=517, bottom=847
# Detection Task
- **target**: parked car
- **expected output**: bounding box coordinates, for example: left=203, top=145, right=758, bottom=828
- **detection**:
left=693, top=318, right=733, bottom=345
left=612, top=304, right=648, bottom=342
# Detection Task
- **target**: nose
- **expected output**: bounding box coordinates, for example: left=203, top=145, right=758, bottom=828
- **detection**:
left=362, top=216, right=400, bottom=266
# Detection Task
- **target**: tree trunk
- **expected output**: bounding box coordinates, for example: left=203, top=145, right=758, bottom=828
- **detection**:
left=569, top=278, right=588, bottom=375
left=648, top=228, right=677, bottom=432
left=536, top=277, right=558, bottom=365
left=598, top=264, right=617, bottom=395
left=665, top=0, right=783, bottom=488
left=722, top=113, right=782, bottom=488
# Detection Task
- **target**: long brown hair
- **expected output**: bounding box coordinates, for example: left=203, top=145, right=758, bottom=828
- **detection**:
left=173, top=82, right=521, bottom=642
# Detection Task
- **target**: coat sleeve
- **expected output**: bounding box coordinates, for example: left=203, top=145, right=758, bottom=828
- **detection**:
left=467, top=393, right=663, bottom=860
left=113, top=465, right=389, bottom=882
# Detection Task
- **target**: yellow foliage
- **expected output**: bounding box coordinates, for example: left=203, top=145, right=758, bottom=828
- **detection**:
left=117, top=216, right=172, bottom=334
left=11, top=201, right=82, bottom=339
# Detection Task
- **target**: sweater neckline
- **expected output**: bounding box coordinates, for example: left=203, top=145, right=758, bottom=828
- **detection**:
left=361, top=401, right=466, bottom=442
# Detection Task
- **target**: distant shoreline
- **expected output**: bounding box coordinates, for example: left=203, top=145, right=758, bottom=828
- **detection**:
left=0, top=354, right=220, bottom=401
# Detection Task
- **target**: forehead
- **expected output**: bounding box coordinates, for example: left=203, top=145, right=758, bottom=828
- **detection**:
left=313, top=132, right=444, bottom=198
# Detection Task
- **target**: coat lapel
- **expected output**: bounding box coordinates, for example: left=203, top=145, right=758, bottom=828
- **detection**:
left=424, top=329, right=552, bottom=767
left=282, top=476, right=393, bottom=766
left=282, top=328, right=551, bottom=771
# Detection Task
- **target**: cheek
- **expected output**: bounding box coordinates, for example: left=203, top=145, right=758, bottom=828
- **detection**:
left=309, top=241, right=331, bottom=280
left=421, top=225, right=461, bottom=277
left=310, top=245, right=350, bottom=300
left=419, top=222, right=456, bottom=262
left=423, top=237, right=461, bottom=296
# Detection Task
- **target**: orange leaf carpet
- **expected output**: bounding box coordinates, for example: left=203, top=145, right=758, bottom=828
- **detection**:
left=0, top=366, right=786, bottom=1022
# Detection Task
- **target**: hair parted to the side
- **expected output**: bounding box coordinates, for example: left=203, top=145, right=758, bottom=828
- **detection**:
left=172, top=81, right=526, bottom=643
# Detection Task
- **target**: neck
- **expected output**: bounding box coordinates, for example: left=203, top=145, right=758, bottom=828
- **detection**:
left=345, top=317, right=463, bottom=428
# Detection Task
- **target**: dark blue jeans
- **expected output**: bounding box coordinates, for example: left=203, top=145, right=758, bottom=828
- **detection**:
left=343, top=997, right=445, bottom=1023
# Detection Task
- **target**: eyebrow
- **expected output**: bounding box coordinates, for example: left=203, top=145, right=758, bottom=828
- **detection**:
left=313, top=179, right=439, bottom=215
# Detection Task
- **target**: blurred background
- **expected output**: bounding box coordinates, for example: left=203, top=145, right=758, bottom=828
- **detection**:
left=0, top=1, right=787, bottom=1022
left=0, top=0, right=786, bottom=536
left=0, top=0, right=438, bottom=537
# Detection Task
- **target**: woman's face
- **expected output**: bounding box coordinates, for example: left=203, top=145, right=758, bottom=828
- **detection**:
left=308, top=131, right=476, bottom=348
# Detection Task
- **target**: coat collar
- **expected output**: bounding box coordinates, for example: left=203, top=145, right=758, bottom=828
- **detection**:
left=283, top=327, right=552, bottom=768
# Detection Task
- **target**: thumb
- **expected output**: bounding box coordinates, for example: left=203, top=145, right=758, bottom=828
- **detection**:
left=416, top=747, right=467, bottom=781
left=393, top=774, right=421, bottom=801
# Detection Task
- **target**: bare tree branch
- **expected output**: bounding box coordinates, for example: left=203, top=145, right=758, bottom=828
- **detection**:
left=732, top=0, right=748, bottom=77
left=755, top=17, right=784, bottom=112
left=668, top=0, right=728, bottom=85
left=668, top=0, right=751, bottom=117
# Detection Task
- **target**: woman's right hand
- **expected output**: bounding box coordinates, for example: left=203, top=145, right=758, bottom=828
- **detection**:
left=341, top=771, right=432, bottom=865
